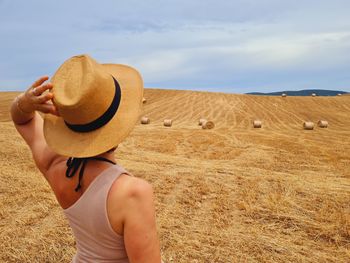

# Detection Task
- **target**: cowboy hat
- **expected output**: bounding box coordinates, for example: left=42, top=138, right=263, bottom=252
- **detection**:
left=43, top=54, right=143, bottom=157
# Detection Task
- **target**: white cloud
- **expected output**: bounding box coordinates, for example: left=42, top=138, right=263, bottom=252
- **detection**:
left=0, top=0, right=350, bottom=92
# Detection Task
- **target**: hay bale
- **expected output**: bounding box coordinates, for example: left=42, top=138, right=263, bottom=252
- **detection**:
left=303, top=121, right=314, bottom=130
left=198, top=118, right=207, bottom=126
left=163, top=119, right=172, bottom=127
left=142, top=97, right=147, bottom=104
left=311, top=93, right=317, bottom=97
left=253, top=120, right=262, bottom=128
left=202, top=120, right=215, bottom=129
left=337, top=93, right=342, bottom=96
left=282, top=93, right=287, bottom=97
left=318, top=120, right=328, bottom=128
left=141, top=117, right=150, bottom=124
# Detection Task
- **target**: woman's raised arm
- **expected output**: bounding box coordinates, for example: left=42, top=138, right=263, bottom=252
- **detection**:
left=11, top=76, right=62, bottom=175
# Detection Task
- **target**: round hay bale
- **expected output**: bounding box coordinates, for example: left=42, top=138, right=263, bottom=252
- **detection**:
left=282, top=93, right=287, bottom=97
left=311, top=93, right=317, bottom=97
left=318, top=120, right=328, bottom=128
left=303, top=121, right=314, bottom=130
left=198, top=118, right=207, bottom=126
left=337, top=93, right=342, bottom=96
left=141, top=117, right=150, bottom=124
left=253, top=120, right=262, bottom=128
left=163, top=119, right=172, bottom=127
left=202, top=120, right=215, bottom=129
left=142, top=97, right=147, bottom=104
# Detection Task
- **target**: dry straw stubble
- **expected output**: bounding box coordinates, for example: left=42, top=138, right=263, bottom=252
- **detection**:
left=1, top=90, right=350, bottom=263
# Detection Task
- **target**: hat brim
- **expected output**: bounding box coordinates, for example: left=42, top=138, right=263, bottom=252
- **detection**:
left=44, top=64, right=143, bottom=157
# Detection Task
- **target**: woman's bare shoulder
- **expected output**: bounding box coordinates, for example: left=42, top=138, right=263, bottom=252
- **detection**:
left=107, top=173, right=155, bottom=235
left=110, top=174, right=153, bottom=201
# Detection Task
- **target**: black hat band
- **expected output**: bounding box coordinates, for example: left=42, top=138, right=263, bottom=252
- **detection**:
left=64, top=76, right=121, bottom=133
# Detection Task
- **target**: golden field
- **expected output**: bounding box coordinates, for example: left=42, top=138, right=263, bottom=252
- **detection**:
left=0, top=89, right=349, bottom=262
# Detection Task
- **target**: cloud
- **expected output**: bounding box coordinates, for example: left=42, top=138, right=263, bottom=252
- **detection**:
left=109, top=23, right=350, bottom=91
left=0, top=0, right=350, bottom=92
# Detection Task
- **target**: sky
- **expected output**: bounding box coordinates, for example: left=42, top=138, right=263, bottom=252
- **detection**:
left=0, top=0, right=350, bottom=93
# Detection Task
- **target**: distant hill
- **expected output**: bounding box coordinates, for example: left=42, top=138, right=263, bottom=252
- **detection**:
left=246, top=89, right=348, bottom=96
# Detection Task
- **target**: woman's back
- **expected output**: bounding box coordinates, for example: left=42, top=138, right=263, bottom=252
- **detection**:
left=46, top=156, right=161, bottom=263
left=63, top=165, right=130, bottom=263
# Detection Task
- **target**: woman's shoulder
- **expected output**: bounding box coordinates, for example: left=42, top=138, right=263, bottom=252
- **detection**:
left=107, top=173, right=155, bottom=235
left=110, top=173, right=154, bottom=201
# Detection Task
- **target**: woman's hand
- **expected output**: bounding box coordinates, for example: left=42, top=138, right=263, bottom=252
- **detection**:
left=18, top=76, right=59, bottom=116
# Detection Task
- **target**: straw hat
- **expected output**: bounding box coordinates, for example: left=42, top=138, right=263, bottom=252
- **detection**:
left=43, top=54, right=143, bottom=157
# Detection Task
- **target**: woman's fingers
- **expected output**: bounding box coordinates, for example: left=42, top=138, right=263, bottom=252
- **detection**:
left=31, top=76, right=49, bottom=88
left=36, top=103, right=56, bottom=114
left=35, top=92, right=53, bottom=103
left=23, top=75, right=60, bottom=116
left=35, top=98, right=60, bottom=116
left=51, top=106, right=60, bottom=116
left=33, top=82, right=53, bottom=96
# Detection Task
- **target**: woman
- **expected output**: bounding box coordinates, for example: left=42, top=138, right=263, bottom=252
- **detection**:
left=10, top=55, right=162, bottom=263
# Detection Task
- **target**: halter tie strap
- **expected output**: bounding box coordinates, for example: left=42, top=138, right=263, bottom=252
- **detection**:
left=66, top=157, right=116, bottom=192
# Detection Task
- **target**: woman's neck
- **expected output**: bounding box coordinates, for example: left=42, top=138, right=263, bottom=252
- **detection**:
left=95, top=151, right=116, bottom=163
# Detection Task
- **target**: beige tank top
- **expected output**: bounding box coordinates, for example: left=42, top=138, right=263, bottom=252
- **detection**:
left=63, top=165, right=130, bottom=263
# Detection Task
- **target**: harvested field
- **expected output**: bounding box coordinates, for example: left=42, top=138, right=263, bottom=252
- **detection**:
left=0, top=89, right=350, bottom=262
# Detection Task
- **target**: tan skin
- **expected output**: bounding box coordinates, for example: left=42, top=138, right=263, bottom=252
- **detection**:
left=11, top=76, right=162, bottom=263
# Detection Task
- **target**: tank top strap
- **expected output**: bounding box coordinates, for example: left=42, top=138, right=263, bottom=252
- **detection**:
left=64, top=164, right=130, bottom=214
